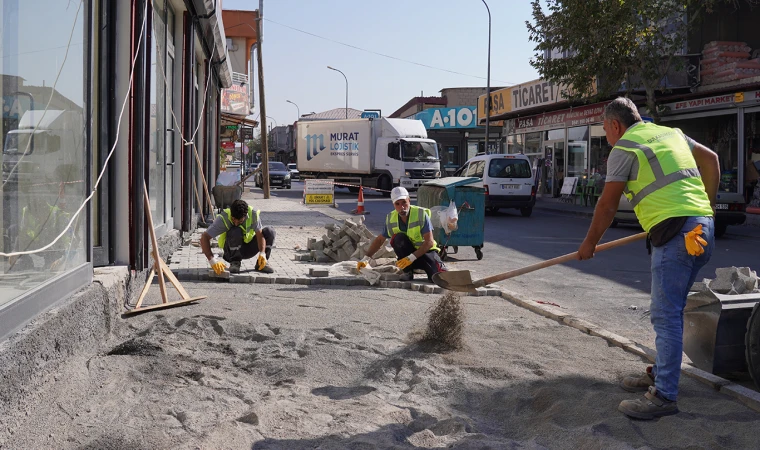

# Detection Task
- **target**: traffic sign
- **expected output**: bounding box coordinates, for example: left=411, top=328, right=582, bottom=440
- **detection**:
left=361, top=111, right=380, bottom=119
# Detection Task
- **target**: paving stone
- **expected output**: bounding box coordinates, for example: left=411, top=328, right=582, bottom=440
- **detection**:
left=309, top=268, right=330, bottom=277
left=423, top=285, right=436, bottom=294
left=254, top=276, right=275, bottom=284
left=231, top=274, right=252, bottom=283
left=296, top=278, right=312, bottom=285
left=275, top=277, right=295, bottom=284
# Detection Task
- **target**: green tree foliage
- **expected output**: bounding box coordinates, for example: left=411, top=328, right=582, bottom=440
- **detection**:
left=526, top=0, right=735, bottom=122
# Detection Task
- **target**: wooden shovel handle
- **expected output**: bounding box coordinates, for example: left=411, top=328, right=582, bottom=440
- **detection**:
left=476, top=232, right=648, bottom=287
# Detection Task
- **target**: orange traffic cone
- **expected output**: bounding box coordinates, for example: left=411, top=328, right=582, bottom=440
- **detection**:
left=352, top=186, right=369, bottom=215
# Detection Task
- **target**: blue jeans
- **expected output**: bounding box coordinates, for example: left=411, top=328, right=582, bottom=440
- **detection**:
left=650, top=216, right=714, bottom=401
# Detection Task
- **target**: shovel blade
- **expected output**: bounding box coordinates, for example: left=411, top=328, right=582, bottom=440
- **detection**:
left=432, top=270, right=477, bottom=293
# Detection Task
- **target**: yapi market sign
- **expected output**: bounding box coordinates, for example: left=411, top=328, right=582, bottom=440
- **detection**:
left=412, top=107, right=479, bottom=129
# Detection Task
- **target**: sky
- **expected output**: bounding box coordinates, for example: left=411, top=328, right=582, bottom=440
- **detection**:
left=222, top=0, right=541, bottom=129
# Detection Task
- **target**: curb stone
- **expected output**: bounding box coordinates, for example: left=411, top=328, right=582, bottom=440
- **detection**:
left=498, top=288, right=760, bottom=414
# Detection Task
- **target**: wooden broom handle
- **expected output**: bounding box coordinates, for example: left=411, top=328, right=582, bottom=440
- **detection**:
left=477, top=232, right=648, bottom=287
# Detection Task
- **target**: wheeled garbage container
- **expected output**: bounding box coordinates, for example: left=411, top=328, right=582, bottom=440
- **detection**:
left=416, top=177, right=485, bottom=261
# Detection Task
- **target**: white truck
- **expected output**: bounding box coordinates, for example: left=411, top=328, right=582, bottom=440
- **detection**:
left=296, top=117, right=441, bottom=194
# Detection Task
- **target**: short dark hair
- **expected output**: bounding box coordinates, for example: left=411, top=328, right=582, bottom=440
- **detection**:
left=230, top=199, right=249, bottom=219
left=602, top=97, right=642, bottom=128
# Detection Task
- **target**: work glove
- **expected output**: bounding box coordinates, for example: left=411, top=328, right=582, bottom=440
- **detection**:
left=396, top=253, right=417, bottom=270
left=209, top=256, right=227, bottom=275
left=256, top=252, right=268, bottom=271
left=684, top=224, right=708, bottom=256
left=356, top=257, right=370, bottom=272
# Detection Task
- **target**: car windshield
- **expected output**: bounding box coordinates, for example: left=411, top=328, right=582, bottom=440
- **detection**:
left=401, top=141, right=438, bottom=162
left=488, top=158, right=532, bottom=178
left=269, top=162, right=287, bottom=171
left=288, top=164, right=297, bottom=170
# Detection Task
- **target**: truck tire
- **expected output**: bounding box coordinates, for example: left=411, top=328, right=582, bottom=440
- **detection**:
left=378, top=175, right=392, bottom=197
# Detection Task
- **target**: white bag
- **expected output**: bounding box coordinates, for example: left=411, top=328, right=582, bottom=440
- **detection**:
left=429, top=201, right=459, bottom=235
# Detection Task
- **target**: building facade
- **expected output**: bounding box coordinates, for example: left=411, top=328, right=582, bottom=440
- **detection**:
left=0, top=0, right=233, bottom=340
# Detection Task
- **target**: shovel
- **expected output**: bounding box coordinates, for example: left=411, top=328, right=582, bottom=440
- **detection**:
left=432, top=232, right=647, bottom=292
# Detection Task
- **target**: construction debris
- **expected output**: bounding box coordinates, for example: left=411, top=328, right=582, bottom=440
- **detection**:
left=300, top=218, right=396, bottom=264
left=699, top=266, right=760, bottom=295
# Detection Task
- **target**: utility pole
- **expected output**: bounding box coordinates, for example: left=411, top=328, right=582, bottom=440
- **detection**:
left=256, top=0, right=270, bottom=198
left=482, top=0, right=492, bottom=154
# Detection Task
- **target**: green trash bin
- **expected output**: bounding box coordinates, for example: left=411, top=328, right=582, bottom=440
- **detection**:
left=417, top=177, right=486, bottom=261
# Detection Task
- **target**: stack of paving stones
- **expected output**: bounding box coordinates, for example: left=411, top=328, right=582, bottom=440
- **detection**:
left=296, top=218, right=396, bottom=264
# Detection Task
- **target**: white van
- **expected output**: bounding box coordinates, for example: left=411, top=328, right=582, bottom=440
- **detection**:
left=457, top=153, right=536, bottom=216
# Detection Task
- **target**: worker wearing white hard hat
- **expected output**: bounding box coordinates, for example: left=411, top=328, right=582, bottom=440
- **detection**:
left=358, top=187, right=446, bottom=281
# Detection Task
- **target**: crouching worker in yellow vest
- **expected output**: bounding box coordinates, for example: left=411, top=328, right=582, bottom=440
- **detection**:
left=201, top=199, right=276, bottom=274
left=577, top=97, right=719, bottom=420
left=358, top=187, right=447, bottom=281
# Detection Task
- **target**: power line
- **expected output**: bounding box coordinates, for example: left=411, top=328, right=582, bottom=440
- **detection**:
left=263, top=18, right=515, bottom=85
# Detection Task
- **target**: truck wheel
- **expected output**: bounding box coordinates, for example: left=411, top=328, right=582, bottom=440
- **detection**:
left=378, top=175, right=392, bottom=197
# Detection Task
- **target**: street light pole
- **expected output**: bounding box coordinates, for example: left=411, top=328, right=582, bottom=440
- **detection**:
left=286, top=100, right=300, bottom=120
left=327, top=66, right=348, bottom=119
left=482, top=0, right=492, bottom=154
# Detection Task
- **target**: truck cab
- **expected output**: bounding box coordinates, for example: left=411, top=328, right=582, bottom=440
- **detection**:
left=374, top=118, right=440, bottom=191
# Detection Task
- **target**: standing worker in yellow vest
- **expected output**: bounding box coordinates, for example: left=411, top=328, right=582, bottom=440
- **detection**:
left=358, top=187, right=447, bottom=281
left=577, top=97, right=720, bottom=420
left=201, top=199, right=276, bottom=274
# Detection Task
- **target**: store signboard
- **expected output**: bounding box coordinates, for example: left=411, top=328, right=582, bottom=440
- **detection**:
left=221, top=72, right=249, bottom=116
left=412, top=107, right=479, bottom=129
left=506, top=101, right=609, bottom=135
left=662, top=90, right=760, bottom=115
left=477, top=86, right=511, bottom=125
left=303, top=179, right=335, bottom=205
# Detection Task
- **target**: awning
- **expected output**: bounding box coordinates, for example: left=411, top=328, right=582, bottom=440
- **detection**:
left=221, top=112, right=258, bottom=128
left=192, top=0, right=234, bottom=88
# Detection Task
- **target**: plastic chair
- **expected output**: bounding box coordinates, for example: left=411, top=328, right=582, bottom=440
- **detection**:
left=584, top=178, right=596, bottom=206
left=574, top=179, right=586, bottom=205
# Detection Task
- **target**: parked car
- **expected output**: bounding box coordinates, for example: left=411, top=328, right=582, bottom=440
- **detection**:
left=254, top=161, right=291, bottom=189
left=456, top=153, right=536, bottom=216
left=287, top=163, right=300, bottom=180
left=611, top=192, right=746, bottom=237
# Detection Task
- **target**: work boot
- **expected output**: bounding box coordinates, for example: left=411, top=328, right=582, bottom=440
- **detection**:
left=229, top=261, right=241, bottom=274
left=255, top=264, right=274, bottom=274
left=399, top=271, right=413, bottom=281
left=618, top=386, right=678, bottom=420
left=620, top=366, right=655, bottom=392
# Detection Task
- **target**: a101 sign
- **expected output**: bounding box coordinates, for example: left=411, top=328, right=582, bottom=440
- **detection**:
left=413, top=107, right=478, bottom=129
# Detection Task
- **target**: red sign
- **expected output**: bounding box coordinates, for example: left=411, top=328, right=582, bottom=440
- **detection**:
left=221, top=141, right=235, bottom=150
left=508, top=102, right=609, bottom=134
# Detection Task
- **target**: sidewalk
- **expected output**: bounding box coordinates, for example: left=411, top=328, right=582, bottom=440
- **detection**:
left=535, top=196, right=760, bottom=237
left=168, top=184, right=497, bottom=295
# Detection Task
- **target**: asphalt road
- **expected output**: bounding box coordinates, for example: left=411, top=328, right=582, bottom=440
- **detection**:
left=259, top=181, right=759, bottom=350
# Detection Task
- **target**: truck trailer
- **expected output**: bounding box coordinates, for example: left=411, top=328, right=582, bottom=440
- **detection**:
left=296, top=117, right=441, bottom=194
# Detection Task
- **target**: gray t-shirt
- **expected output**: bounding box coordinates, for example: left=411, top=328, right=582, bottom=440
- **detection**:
left=205, top=212, right=262, bottom=239
left=606, top=122, right=697, bottom=183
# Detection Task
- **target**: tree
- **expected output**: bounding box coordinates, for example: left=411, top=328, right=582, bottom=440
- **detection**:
left=525, top=0, right=737, bottom=122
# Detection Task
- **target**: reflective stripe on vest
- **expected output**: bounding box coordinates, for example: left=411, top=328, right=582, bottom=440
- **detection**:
left=614, top=123, right=713, bottom=232
left=385, top=205, right=439, bottom=251
left=217, top=206, right=259, bottom=249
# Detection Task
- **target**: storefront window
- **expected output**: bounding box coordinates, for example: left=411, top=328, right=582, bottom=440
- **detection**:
left=0, top=1, right=87, bottom=307
left=150, top=0, right=167, bottom=226
left=590, top=124, right=611, bottom=192
left=567, top=126, right=589, bottom=180
left=665, top=114, right=738, bottom=193
left=507, top=134, right=524, bottom=154
left=744, top=111, right=760, bottom=205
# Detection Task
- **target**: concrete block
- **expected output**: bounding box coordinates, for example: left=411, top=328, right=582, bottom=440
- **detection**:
left=388, top=281, right=402, bottom=289
left=345, top=227, right=362, bottom=243
left=275, top=277, right=294, bottom=284
left=410, top=283, right=422, bottom=291
left=379, top=281, right=389, bottom=288
left=589, top=328, right=634, bottom=348
left=342, top=241, right=356, bottom=255
left=423, top=285, right=436, bottom=294
left=323, top=248, right=338, bottom=262
left=334, top=235, right=351, bottom=248
left=373, top=258, right=397, bottom=267
left=562, top=317, right=600, bottom=334
left=312, top=240, right=325, bottom=251
left=230, top=274, right=252, bottom=283
left=309, top=268, right=330, bottom=277
left=296, top=278, right=312, bottom=285
left=401, top=282, right=412, bottom=290
left=343, top=218, right=358, bottom=228
left=208, top=269, right=230, bottom=280
left=325, top=223, right=337, bottom=231
left=254, top=276, right=275, bottom=284
left=681, top=363, right=731, bottom=390
left=379, top=273, right=401, bottom=281
left=720, top=383, right=760, bottom=413
left=336, top=248, right=350, bottom=262
left=322, top=234, right=333, bottom=245
left=486, top=289, right=502, bottom=296
left=307, top=238, right=317, bottom=250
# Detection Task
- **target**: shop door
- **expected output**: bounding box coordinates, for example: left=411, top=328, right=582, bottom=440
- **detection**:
left=567, top=142, right=587, bottom=179
left=443, top=145, right=459, bottom=175
left=554, top=143, right=565, bottom=197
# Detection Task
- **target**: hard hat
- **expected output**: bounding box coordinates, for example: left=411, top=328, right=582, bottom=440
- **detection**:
left=390, top=186, right=409, bottom=203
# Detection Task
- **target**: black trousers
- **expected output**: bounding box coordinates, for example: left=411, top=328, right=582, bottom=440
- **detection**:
left=390, top=233, right=446, bottom=281
left=223, top=226, right=276, bottom=263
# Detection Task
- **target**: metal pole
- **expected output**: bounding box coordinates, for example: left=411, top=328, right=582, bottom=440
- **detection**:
left=482, top=0, right=491, bottom=154
left=257, top=0, right=270, bottom=198
left=327, top=66, right=348, bottom=119
left=286, top=99, right=300, bottom=120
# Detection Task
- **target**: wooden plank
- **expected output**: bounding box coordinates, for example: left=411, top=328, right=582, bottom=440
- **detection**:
left=134, top=269, right=155, bottom=310
left=144, top=182, right=168, bottom=303
left=123, top=296, right=206, bottom=316
left=160, top=259, right=192, bottom=300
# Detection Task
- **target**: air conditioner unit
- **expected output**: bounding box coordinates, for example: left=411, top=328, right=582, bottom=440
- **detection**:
left=226, top=38, right=238, bottom=52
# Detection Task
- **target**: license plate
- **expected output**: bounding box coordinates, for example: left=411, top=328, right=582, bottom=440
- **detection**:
left=402, top=180, right=413, bottom=185
left=501, top=184, right=519, bottom=189
left=715, top=203, right=728, bottom=210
